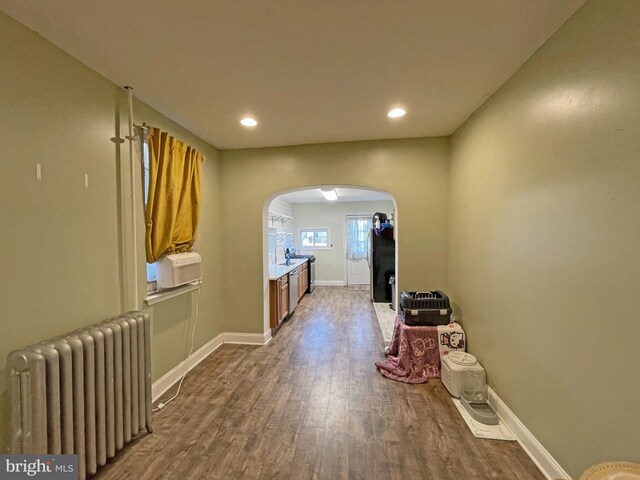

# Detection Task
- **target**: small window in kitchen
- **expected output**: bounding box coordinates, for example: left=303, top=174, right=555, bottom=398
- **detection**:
left=299, top=227, right=331, bottom=250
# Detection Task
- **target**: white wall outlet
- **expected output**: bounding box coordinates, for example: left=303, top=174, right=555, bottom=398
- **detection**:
left=84, top=173, right=89, bottom=188
left=36, top=163, right=42, bottom=180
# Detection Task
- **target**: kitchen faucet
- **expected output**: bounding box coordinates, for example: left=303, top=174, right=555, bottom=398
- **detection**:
left=275, top=244, right=287, bottom=266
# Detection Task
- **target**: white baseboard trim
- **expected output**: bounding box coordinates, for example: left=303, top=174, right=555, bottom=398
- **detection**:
left=223, top=331, right=271, bottom=345
left=487, top=387, right=571, bottom=480
left=315, top=280, right=345, bottom=286
left=152, top=329, right=272, bottom=402
left=152, top=332, right=223, bottom=402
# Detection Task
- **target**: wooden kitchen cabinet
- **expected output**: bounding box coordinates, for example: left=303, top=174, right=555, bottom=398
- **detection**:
left=303, top=261, right=309, bottom=291
left=298, top=262, right=308, bottom=302
left=297, top=267, right=304, bottom=302
left=278, top=276, right=289, bottom=321
left=270, top=260, right=309, bottom=336
left=269, top=274, right=289, bottom=334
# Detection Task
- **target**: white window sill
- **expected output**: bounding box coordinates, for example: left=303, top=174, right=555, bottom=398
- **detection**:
left=144, top=281, right=202, bottom=306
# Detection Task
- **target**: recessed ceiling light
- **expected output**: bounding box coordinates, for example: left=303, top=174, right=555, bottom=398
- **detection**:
left=320, top=188, right=338, bottom=201
left=387, top=108, right=406, bottom=118
left=240, top=117, right=258, bottom=127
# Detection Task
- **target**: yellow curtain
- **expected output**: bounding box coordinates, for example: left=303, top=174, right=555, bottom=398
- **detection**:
left=145, top=127, right=202, bottom=263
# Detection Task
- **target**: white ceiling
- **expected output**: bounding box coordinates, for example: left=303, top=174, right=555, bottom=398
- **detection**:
left=0, top=0, right=585, bottom=150
left=277, top=188, right=391, bottom=204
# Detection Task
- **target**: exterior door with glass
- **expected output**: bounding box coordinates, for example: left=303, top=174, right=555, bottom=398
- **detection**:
left=345, top=215, right=371, bottom=285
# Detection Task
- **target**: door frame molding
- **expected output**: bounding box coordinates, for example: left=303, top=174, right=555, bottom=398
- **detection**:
left=343, top=212, right=374, bottom=285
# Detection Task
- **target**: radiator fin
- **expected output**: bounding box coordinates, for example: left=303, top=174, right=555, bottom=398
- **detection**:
left=7, top=312, right=153, bottom=480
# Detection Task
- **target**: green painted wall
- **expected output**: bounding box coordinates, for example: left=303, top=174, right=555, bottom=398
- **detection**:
left=0, top=12, right=223, bottom=452
left=448, top=0, right=640, bottom=476
left=220, top=138, right=450, bottom=334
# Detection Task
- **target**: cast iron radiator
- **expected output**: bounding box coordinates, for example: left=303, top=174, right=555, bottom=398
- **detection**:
left=7, top=312, right=153, bottom=479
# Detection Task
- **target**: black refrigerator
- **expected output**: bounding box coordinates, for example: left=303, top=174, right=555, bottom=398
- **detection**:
left=369, top=227, right=395, bottom=302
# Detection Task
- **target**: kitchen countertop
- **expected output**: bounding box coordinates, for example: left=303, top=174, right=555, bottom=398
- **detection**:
left=268, top=258, right=308, bottom=280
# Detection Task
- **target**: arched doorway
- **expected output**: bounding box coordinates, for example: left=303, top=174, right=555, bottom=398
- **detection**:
left=262, top=185, right=399, bottom=339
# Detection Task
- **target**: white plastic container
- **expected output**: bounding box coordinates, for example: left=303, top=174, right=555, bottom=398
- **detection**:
left=441, top=352, right=485, bottom=398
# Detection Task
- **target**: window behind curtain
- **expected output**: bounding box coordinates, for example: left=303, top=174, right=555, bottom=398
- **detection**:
left=144, top=127, right=202, bottom=263
left=142, top=137, right=156, bottom=283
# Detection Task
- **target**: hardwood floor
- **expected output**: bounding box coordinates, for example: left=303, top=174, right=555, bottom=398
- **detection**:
left=95, top=287, right=544, bottom=480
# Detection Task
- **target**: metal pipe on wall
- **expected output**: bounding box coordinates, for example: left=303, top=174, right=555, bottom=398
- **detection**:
left=124, top=86, right=139, bottom=311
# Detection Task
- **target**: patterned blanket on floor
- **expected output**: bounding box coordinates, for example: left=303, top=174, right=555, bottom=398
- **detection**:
left=375, top=316, right=465, bottom=384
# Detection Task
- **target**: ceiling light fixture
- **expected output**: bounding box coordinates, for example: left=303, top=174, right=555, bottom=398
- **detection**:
left=387, top=108, right=406, bottom=118
left=240, top=117, right=258, bottom=127
left=320, top=188, right=338, bottom=201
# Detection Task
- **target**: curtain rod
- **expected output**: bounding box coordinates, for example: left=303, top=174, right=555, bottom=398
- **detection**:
left=134, top=122, right=206, bottom=162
